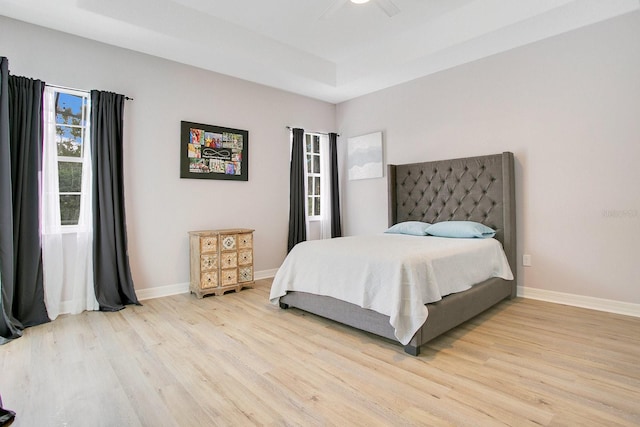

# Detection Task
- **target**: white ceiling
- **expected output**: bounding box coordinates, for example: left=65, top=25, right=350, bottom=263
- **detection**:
left=1, top=0, right=638, bottom=103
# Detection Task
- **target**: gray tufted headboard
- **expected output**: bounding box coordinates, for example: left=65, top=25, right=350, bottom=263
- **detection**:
left=388, top=152, right=517, bottom=290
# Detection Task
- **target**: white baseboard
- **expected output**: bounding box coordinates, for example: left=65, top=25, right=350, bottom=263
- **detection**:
left=137, top=279, right=640, bottom=318
left=136, top=268, right=278, bottom=301
left=518, top=286, right=640, bottom=318
left=255, top=268, right=279, bottom=280
left=136, top=282, right=190, bottom=301
left=64, top=273, right=639, bottom=319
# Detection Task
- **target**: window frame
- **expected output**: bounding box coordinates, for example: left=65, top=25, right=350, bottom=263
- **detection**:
left=304, top=133, right=323, bottom=221
left=48, top=87, right=91, bottom=231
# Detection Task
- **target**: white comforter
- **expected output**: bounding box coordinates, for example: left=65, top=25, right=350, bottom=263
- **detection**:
left=269, top=234, right=514, bottom=345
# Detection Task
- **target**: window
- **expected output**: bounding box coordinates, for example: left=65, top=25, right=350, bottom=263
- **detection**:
left=50, top=89, right=90, bottom=226
left=305, top=133, right=322, bottom=219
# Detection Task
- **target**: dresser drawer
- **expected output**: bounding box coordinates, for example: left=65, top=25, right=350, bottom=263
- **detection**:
left=221, top=252, right=237, bottom=269
left=201, top=254, right=217, bottom=271
left=238, top=249, right=252, bottom=266
left=239, top=266, right=253, bottom=283
left=200, top=236, right=217, bottom=253
left=221, top=268, right=238, bottom=286
left=200, top=271, right=218, bottom=289
left=220, top=234, right=237, bottom=251
left=238, top=233, right=253, bottom=249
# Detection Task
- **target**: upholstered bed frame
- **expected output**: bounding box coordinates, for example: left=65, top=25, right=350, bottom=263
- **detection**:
left=279, top=152, right=517, bottom=355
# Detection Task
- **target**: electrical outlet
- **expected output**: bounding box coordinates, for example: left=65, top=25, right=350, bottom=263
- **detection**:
left=522, top=254, right=532, bottom=267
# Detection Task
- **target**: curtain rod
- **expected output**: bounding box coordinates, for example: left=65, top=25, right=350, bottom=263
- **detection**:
left=286, top=126, right=339, bottom=137
left=46, top=83, right=134, bottom=100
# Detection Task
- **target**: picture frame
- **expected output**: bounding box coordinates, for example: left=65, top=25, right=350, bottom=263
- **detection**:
left=180, top=121, right=249, bottom=181
left=347, top=131, right=383, bottom=180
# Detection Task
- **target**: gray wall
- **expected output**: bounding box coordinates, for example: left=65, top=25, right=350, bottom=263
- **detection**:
left=0, top=16, right=336, bottom=292
left=336, top=11, right=640, bottom=303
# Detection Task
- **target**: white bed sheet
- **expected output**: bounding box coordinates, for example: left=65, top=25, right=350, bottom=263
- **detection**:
left=269, top=234, right=514, bottom=345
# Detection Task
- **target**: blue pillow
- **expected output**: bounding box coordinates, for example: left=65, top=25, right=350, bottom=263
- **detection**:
left=384, top=221, right=431, bottom=236
left=426, top=221, right=496, bottom=238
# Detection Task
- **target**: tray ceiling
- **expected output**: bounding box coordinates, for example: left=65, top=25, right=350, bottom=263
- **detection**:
left=1, top=0, right=638, bottom=103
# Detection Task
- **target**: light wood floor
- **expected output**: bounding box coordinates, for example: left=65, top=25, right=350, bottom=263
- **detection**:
left=1, top=279, right=639, bottom=426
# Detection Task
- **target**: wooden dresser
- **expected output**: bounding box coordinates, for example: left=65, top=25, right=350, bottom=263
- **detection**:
left=188, top=228, right=254, bottom=298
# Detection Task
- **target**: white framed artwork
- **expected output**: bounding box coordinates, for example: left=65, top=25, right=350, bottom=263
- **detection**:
left=347, top=131, right=383, bottom=180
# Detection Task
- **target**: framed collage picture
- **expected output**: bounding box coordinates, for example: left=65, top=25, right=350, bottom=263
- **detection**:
left=180, top=121, right=249, bottom=181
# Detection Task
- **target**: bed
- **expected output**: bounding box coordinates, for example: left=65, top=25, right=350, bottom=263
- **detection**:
left=272, top=152, right=517, bottom=356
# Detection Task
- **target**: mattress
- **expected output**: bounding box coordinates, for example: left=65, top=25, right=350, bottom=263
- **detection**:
left=269, top=234, right=514, bottom=345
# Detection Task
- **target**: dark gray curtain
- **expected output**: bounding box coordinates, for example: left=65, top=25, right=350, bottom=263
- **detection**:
left=0, top=58, right=49, bottom=344
left=287, top=128, right=306, bottom=252
left=90, top=90, right=139, bottom=311
left=0, top=57, right=19, bottom=344
left=328, top=132, right=342, bottom=238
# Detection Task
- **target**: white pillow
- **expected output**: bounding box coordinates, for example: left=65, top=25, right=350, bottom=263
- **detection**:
left=426, top=221, right=496, bottom=238
left=384, top=221, right=431, bottom=236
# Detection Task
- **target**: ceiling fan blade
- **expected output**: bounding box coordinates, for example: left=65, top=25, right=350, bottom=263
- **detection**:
left=375, top=0, right=400, bottom=17
left=319, top=0, right=349, bottom=20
